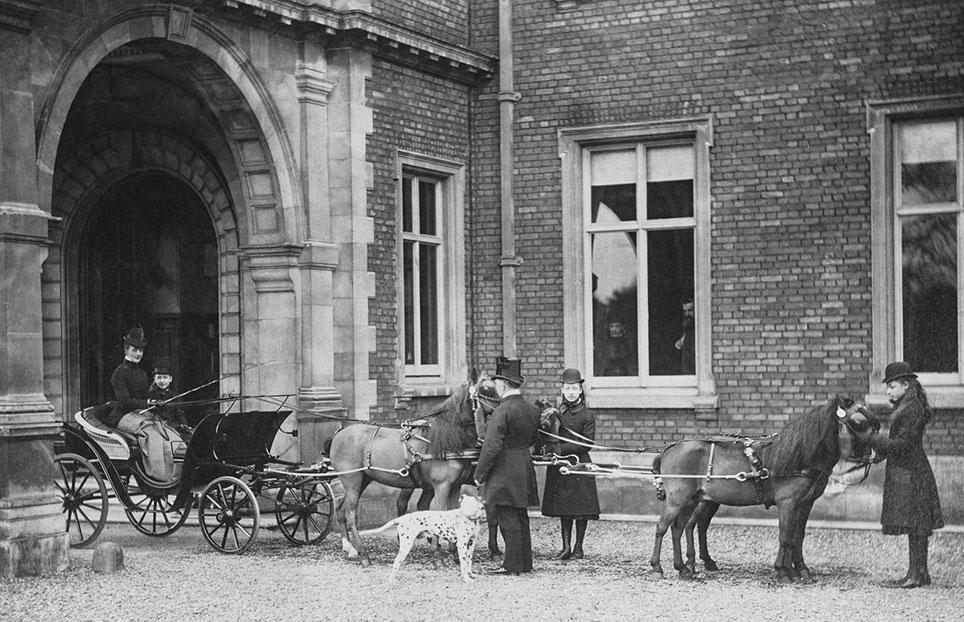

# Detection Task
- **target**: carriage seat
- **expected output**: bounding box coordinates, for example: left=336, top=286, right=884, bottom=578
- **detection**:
left=75, top=404, right=134, bottom=461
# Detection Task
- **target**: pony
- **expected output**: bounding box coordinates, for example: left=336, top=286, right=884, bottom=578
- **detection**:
left=329, top=380, right=484, bottom=566
left=649, top=395, right=878, bottom=583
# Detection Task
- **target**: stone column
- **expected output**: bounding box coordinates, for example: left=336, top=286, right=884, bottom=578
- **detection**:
left=294, top=48, right=346, bottom=460
left=0, top=0, right=70, bottom=577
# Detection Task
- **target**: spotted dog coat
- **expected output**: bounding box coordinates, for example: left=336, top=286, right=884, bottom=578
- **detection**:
left=360, top=493, right=484, bottom=583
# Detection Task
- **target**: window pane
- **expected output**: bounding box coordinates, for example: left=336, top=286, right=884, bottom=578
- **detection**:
left=647, top=229, right=695, bottom=375
left=419, top=180, right=437, bottom=236
left=591, top=149, right=635, bottom=185
left=901, top=212, right=958, bottom=373
left=403, top=241, right=414, bottom=365
left=647, top=146, right=694, bottom=219
left=402, top=177, right=413, bottom=233
left=591, top=185, right=636, bottom=224
left=419, top=244, right=439, bottom=365
left=591, top=231, right=638, bottom=377
left=899, top=120, right=957, bottom=205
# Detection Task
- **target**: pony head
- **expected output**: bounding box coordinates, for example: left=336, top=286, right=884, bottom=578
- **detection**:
left=833, top=394, right=881, bottom=470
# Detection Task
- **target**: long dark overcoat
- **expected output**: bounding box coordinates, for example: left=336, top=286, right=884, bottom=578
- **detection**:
left=541, top=399, right=600, bottom=518
left=475, top=394, right=540, bottom=509
left=878, top=393, right=943, bottom=535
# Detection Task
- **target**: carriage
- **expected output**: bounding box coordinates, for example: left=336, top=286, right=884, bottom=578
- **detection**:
left=54, top=397, right=336, bottom=554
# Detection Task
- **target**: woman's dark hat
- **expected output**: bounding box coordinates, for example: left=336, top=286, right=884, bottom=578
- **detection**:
left=560, top=368, right=584, bottom=384
left=153, top=359, right=172, bottom=375
left=123, top=326, right=147, bottom=348
left=882, top=361, right=917, bottom=384
left=492, top=357, right=526, bottom=386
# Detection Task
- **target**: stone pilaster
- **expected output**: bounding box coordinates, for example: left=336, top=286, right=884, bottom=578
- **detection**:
left=294, top=51, right=347, bottom=459
left=0, top=0, right=69, bottom=578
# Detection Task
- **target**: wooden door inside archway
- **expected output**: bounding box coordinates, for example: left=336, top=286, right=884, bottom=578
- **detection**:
left=79, top=171, right=219, bottom=413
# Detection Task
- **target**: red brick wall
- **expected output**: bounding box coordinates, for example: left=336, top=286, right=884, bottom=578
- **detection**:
left=366, top=59, right=473, bottom=419
left=463, top=0, right=964, bottom=452
left=372, top=0, right=469, bottom=45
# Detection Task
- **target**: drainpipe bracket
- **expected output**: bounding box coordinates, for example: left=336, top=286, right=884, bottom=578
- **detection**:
left=499, top=255, right=523, bottom=267
left=497, top=91, right=522, bottom=103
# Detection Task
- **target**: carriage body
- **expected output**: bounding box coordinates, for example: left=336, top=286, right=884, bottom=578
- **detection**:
left=54, top=402, right=335, bottom=554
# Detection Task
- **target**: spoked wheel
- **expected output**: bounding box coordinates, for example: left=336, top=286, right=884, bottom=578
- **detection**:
left=198, top=476, right=260, bottom=554
left=275, top=480, right=334, bottom=545
left=124, top=486, right=191, bottom=537
left=54, top=453, right=108, bottom=547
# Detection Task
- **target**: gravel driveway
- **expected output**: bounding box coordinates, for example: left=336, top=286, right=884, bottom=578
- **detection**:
left=2, top=517, right=962, bottom=621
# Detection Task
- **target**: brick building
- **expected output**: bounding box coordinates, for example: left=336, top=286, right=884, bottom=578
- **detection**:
left=1, top=0, right=962, bottom=576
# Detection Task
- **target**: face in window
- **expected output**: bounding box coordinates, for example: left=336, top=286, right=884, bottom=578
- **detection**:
left=561, top=382, right=583, bottom=404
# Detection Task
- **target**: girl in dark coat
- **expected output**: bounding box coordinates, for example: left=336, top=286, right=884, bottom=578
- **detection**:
left=869, top=361, right=943, bottom=588
left=541, top=368, right=600, bottom=560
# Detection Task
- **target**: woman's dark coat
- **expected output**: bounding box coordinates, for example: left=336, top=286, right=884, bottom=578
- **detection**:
left=105, top=359, right=150, bottom=427
left=876, top=392, right=943, bottom=535
left=541, top=399, right=600, bottom=518
left=475, top=394, right=540, bottom=508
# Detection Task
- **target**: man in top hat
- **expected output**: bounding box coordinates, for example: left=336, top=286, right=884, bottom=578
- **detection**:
left=474, top=357, right=541, bottom=575
left=861, top=361, right=943, bottom=588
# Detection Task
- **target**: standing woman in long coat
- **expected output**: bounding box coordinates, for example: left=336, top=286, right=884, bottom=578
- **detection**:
left=541, top=368, right=600, bottom=560
left=869, top=361, right=943, bottom=588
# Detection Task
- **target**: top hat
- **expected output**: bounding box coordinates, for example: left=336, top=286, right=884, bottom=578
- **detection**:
left=492, top=356, right=526, bottom=386
left=153, top=359, right=172, bottom=375
left=882, top=361, right=917, bottom=384
left=560, top=368, right=585, bottom=384
left=123, top=326, right=147, bottom=349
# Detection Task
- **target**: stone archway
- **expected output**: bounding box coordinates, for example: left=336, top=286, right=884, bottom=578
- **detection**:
left=46, top=129, right=242, bottom=418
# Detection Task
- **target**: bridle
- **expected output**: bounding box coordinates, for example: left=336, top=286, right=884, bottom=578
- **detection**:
left=832, top=403, right=879, bottom=485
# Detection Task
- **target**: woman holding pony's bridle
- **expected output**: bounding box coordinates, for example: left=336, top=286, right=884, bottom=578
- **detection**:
left=860, top=361, right=944, bottom=588
left=540, top=368, right=600, bottom=561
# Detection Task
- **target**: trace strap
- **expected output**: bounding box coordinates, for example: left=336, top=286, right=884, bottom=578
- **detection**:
left=538, top=428, right=658, bottom=453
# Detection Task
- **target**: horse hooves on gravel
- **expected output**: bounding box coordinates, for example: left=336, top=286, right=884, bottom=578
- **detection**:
left=703, top=560, right=719, bottom=572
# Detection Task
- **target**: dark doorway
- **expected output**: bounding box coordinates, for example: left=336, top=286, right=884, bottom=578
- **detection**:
left=79, top=172, right=219, bottom=410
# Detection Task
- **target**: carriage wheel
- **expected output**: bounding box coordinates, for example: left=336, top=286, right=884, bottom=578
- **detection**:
left=54, top=453, right=109, bottom=547
left=275, top=480, right=334, bottom=545
left=124, top=488, right=191, bottom=537
left=198, top=476, right=260, bottom=554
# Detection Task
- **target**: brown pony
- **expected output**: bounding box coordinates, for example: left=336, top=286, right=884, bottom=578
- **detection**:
left=329, top=383, right=481, bottom=566
left=650, top=395, right=878, bottom=583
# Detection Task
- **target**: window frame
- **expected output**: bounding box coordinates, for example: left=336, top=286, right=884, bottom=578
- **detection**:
left=395, top=150, right=467, bottom=393
left=558, top=119, right=717, bottom=411
left=868, top=94, right=964, bottom=408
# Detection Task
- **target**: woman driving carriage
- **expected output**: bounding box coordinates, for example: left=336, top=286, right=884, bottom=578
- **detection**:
left=103, top=326, right=182, bottom=484
left=540, top=368, right=600, bottom=561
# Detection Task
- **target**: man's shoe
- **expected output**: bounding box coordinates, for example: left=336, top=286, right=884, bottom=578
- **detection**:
left=897, top=575, right=926, bottom=589
left=487, top=567, right=520, bottom=576
left=571, top=548, right=584, bottom=559
left=553, top=549, right=572, bottom=561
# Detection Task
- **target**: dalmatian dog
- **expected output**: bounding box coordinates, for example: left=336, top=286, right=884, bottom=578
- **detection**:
left=359, top=493, right=485, bottom=583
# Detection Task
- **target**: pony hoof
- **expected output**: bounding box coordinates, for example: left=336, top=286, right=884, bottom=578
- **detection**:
left=704, top=560, right=719, bottom=572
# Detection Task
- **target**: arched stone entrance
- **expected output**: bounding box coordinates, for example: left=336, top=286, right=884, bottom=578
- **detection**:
left=75, top=171, right=219, bottom=409
left=48, top=129, right=242, bottom=418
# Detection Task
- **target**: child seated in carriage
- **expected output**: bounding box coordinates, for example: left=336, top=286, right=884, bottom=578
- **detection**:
left=148, top=359, right=193, bottom=442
